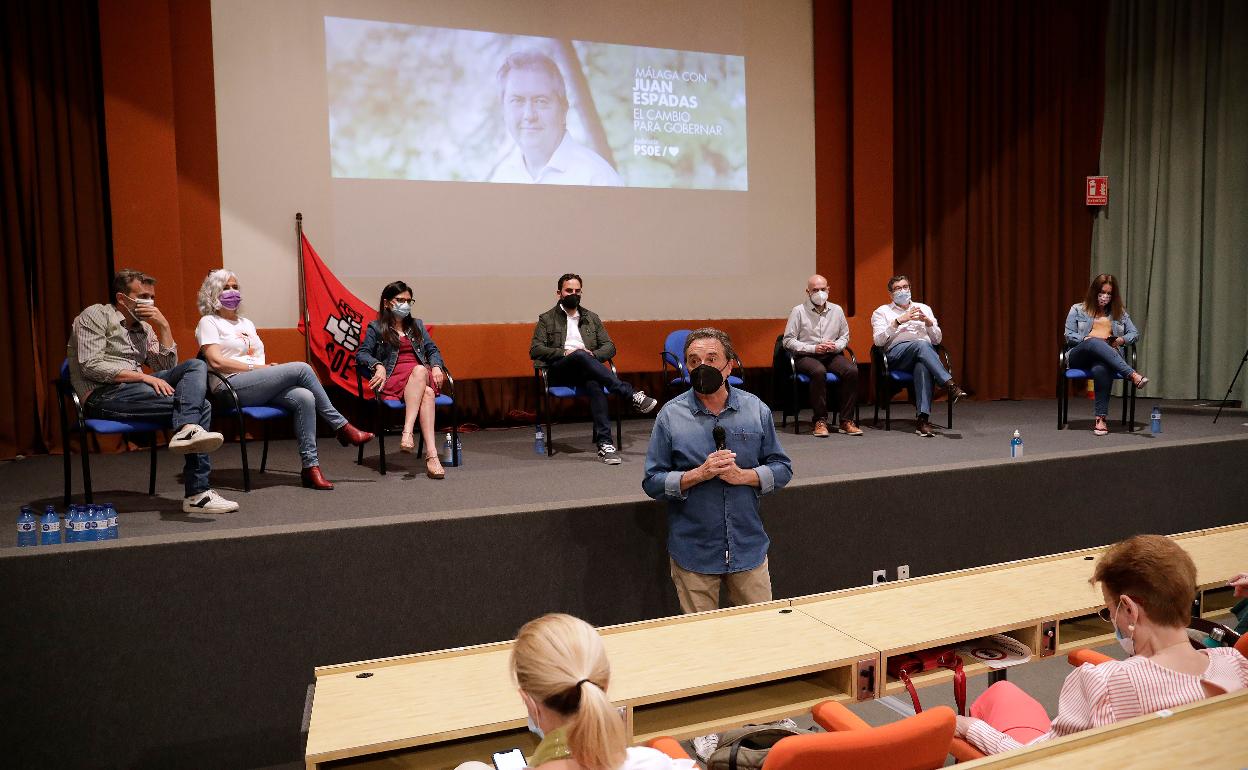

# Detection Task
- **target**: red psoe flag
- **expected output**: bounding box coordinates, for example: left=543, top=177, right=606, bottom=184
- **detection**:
left=297, top=234, right=375, bottom=398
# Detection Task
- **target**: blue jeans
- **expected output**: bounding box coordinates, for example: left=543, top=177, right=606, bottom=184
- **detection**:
left=547, top=350, right=635, bottom=445
left=217, top=362, right=347, bottom=468
left=85, top=359, right=213, bottom=497
left=886, top=340, right=953, bottom=418
left=1067, top=338, right=1135, bottom=418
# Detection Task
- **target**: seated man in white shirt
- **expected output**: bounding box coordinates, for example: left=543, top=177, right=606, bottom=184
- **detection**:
left=782, top=274, right=861, bottom=437
left=488, top=51, right=623, bottom=187
left=869, top=275, right=965, bottom=437
left=529, top=274, right=657, bottom=464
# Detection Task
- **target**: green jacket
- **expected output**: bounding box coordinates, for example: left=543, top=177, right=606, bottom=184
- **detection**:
left=529, top=304, right=617, bottom=364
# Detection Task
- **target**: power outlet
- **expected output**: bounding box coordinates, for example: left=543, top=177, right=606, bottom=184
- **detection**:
left=871, top=569, right=887, bottom=585
left=897, top=565, right=911, bottom=580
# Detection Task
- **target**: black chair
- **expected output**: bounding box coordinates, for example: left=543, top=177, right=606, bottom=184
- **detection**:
left=354, top=365, right=459, bottom=475
left=773, top=334, right=859, bottom=434
left=203, top=364, right=293, bottom=492
left=534, top=360, right=623, bottom=456
left=55, top=359, right=165, bottom=505
left=870, top=344, right=956, bottom=431
left=1057, top=339, right=1137, bottom=431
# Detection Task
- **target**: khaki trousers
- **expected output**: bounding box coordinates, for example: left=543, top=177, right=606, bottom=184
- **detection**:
left=669, top=557, right=772, bottom=614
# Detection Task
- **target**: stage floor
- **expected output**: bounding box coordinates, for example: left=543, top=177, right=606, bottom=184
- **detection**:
left=3, top=396, right=1245, bottom=546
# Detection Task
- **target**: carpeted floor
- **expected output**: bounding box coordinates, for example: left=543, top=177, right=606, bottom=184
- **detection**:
left=2, top=396, right=1244, bottom=546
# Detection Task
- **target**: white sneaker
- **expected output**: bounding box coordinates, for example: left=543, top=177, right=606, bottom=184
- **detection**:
left=183, top=489, right=239, bottom=513
left=169, top=424, right=225, bottom=455
left=631, top=391, right=658, bottom=414
left=692, top=733, right=720, bottom=762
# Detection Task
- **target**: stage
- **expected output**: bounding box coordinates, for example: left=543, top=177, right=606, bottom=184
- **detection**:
left=2, top=397, right=1246, bottom=768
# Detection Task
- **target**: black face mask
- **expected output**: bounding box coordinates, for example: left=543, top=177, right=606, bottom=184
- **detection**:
left=559, top=294, right=581, bottom=310
left=689, top=364, right=725, bottom=395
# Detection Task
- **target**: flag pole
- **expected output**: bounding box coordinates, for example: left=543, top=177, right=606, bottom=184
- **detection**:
left=296, top=212, right=310, bottom=364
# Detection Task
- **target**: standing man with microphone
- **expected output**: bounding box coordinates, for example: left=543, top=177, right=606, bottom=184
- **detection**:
left=643, top=328, right=793, bottom=613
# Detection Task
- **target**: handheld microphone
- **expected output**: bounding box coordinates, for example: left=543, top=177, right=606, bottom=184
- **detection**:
left=713, top=425, right=726, bottom=451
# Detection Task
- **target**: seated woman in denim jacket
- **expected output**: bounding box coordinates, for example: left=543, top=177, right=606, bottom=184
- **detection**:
left=195, top=269, right=373, bottom=491
left=1063, top=273, right=1149, bottom=435
left=355, top=280, right=447, bottom=479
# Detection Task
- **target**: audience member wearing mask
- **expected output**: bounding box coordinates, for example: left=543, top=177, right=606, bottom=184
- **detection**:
left=869, top=275, right=965, bottom=437
left=356, top=280, right=447, bottom=479
left=956, top=535, right=1248, bottom=755
left=781, top=273, right=861, bottom=437
left=195, top=269, right=372, bottom=491
left=528, top=273, right=657, bottom=465
left=643, top=327, right=793, bottom=613
left=67, top=269, right=238, bottom=513
left=455, top=613, right=695, bottom=770
left=1062, top=273, right=1149, bottom=436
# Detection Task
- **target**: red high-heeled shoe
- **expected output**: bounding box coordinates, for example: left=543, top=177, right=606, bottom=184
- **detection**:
left=335, top=423, right=374, bottom=447
left=301, top=465, right=335, bottom=490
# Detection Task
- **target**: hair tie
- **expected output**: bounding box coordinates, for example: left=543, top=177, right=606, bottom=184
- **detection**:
left=576, top=678, right=591, bottom=688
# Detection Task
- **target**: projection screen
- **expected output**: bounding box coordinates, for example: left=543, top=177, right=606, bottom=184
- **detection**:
left=212, top=0, right=816, bottom=327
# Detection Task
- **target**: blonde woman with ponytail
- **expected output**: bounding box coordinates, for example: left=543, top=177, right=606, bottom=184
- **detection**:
left=457, top=614, right=694, bottom=770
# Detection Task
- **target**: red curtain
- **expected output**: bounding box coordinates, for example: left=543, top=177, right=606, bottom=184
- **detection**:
left=0, top=0, right=113, bottom=458
left=893, top=0, right=1108, bottom=399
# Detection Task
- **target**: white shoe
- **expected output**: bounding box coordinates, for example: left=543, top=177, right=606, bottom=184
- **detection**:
left=183, top=489, right=239, bottom=513
left=631, top=391, right=658, bottom=413
left=691, top=733, right=720, bottom=762
left=169, top=424, right=225, bottom=455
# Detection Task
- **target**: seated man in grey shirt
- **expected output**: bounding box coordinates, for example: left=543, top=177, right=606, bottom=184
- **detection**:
left=782, top=274, right=861, bottom=437
left=67, top=269, right=238, bottom=513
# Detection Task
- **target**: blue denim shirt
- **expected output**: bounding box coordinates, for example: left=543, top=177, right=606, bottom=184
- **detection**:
left=643, top=387, right=793, bottom=574
left=1064, top=303, right=1139, bottom=347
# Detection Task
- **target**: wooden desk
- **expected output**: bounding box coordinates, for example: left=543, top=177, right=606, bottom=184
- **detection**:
left=957, top=688, right=1248, bottom=769
left=305, top=523, right=1247, bottom=768
left=305, top=605, right=876, bottom=768
left=792, top=523, right=1248, bottom=698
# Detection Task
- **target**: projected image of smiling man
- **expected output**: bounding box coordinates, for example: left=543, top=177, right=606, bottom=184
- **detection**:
left=489, top=51, right=622, bottom=186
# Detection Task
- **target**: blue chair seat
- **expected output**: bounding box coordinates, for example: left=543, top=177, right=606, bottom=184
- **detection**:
left=219, top=405, right=290, bottom=421
left=794, top=372, right=839, bottom=385
left=380, top=393, right=454, bottom=408
left=82, top=418, right=166, bottom=434
left=886, top=370, right=915, bottom=382
left=1064, top=368, right=1125, bottom=381
left=548, top=385, right=610, bottom=399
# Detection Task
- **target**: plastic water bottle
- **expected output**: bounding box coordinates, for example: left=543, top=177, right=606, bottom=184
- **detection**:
left=441, top=432, right=454, bottom=464
left=64, top=505, right=78, bottom=544
left=534, top=426, right=545, bottom=455
left=1010, top=430, right=1023, bottom=459
left=16, top=506, right=37, bottom=547
left=88, top=505, right=104, bottom=542
left=81, top=505, right=95, bottom=542
left=104, top=503, right=118, bottom=540
left=1150, top=405, right=1162, bottom=434
left=40, top=505, right=61, bottom=545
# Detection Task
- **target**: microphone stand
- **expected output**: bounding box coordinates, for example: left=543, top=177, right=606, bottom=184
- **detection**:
left=1213, top=344, right=1248, bottom=424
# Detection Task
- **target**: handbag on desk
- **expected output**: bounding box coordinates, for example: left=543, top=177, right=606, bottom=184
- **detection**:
left=887, top=648, right=966, bottom=715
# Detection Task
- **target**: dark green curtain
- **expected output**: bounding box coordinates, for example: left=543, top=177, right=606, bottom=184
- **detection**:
left=1092, top=0, right=1248, bottom=404
left=0, top=0, right=113, bottom=458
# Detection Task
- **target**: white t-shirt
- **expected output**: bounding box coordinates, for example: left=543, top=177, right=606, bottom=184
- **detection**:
left=196, top=314, right=266, bottom=367
left=490, top=132, right=624, bottom=186
left=563, top=308, right=586, bottom=352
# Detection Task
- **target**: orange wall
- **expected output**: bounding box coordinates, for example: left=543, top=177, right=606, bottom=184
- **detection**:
left=99, top=0, right=892, bottom=382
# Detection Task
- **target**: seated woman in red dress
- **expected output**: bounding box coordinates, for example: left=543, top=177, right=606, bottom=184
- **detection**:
left=355, top=281, right=448, bottom=479
left=956, top=534, right=1248, bottom=754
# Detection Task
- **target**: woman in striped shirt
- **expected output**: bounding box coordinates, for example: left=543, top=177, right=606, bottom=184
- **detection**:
left=956, top=534, right=1248, bottom=755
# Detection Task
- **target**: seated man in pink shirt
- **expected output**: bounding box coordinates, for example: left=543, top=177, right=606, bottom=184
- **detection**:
left=956, top=534, right=1248, bottom=754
